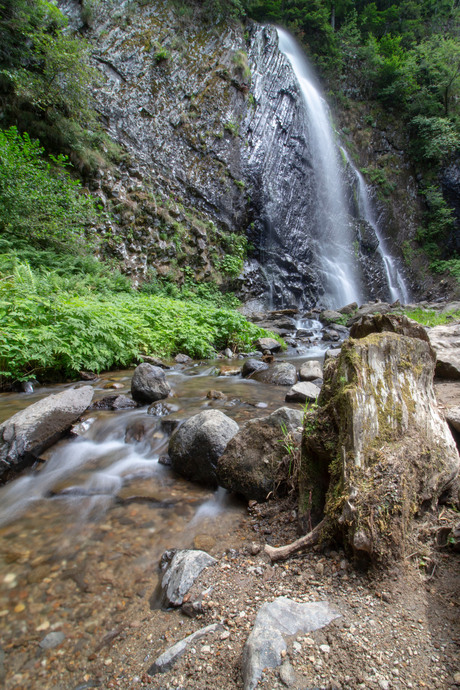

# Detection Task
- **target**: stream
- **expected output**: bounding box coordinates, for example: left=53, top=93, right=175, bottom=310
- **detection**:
left=0, top=331, right=329, bottom=686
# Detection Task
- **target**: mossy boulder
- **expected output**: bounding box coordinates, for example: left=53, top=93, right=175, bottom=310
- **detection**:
left=301, top=332, right=460, bottom=566
left=217, top=407, right=303, bottom=501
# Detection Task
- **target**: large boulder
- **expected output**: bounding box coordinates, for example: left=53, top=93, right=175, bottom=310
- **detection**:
left=254, top=337, right=282, bottom=353
left=251, top=362, right=297, bottom=386
left=217, top=407, right=303, bottom=501
left=0, top=386, right=94, bottom=479
left=427, top=322, right=460, bottom=379
left=349, top=312, right=429, bottom=342
left=301, top=332, right=460, bottom=566
left=131, top=363, right=171, bottom=404
left=169, top=410, right=238, bottom=486
left=241, top=358, right=269, bottom=378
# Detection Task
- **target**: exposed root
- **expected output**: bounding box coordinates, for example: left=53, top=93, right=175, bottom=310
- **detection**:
left=264, top=518, right=327, bottom=562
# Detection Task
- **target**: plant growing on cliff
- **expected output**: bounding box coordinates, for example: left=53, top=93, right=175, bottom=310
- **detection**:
left=0, top=127, right=100, bottom=249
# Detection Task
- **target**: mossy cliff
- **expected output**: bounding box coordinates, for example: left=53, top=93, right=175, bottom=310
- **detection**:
left=301, top=329, right=459, bottom=566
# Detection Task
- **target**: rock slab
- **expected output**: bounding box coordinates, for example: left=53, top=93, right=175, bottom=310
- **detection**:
left=0, top=386, right=94, bottom=479
left=299, top=360, right=323, bottom=381
left=242, top=597, right=340, bottom=690
left=160, top=549, right=217, bottom=607
left=169, top=410, right=239, bottom=486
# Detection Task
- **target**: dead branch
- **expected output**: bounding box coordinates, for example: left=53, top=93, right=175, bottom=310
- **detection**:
left=264, top=518, right=327, bottom=562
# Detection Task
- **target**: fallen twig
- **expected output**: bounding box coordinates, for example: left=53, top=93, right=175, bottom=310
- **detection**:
left=264, top=518, right=327, bottom=562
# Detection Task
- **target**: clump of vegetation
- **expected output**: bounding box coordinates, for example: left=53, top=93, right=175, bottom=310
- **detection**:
left=402, top=307, right=460, bottom=328
left=232, top=50, right=251, bottom=81
left=0, top=262, right=271, bottom=383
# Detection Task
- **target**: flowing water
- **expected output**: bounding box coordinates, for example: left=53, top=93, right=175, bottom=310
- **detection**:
left=0, top=350, right=330, bottom=686
left=341, top=147, right=410, bottom=304
left=277, top=28, right=364, bottom=309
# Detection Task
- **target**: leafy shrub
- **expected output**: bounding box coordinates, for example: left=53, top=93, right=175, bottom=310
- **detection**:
left=410, top=116, right=460, bottom=164
left=0, top=127, right=100, bottom=249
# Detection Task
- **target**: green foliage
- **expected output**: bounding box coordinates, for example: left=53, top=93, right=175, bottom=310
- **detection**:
left=233, top=50, right=251, bottom=81
left=0, top=0, right=103, bottom=167
left=0, top=262, right=270, bottom=381
left=0, top=127, right=100, bottom=249
left=416, top=186, right=456, bottom=258
left=409, top=116, right=460, bottom=165
left=402, top=307, right=460, bottom=327
left=153, top=47, right=171, bottom=63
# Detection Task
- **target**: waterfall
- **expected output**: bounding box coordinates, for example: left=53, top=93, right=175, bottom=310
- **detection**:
left=276, top=27, right=363, bottom=309
left=340, top=148, right=410, bottom=304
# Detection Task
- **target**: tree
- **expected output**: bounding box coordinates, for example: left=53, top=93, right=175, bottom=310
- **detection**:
left=405, top=35, right=460, bottom=117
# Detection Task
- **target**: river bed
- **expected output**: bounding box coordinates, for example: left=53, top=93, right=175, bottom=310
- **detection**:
left=0, top=343, right=328, bottom=688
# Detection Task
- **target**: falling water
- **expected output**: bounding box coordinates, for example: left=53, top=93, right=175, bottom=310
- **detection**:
left=341, top=148, right=410, bottom=304
left=277, top=27, right=363, bottom=309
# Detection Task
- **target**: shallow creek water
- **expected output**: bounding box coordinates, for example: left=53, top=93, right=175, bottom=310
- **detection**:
left=0, top=336, right=328, bottom=687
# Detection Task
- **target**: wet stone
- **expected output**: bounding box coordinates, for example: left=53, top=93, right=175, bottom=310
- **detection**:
left=39, top=631, right=65, bottom=649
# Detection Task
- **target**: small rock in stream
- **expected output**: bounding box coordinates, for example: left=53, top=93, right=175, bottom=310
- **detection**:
left=39, top=632, right=66, bottom=649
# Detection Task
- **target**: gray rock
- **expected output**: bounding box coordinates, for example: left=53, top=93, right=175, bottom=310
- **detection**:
left=446, top=406, right=460, bottom=432
left=160, top=549, right=217, bottom=607
left=131, top=363, right=171, bottom=404
left=242, top=597, right=340, bottom=690
left=217, top=407, right=303, bottom=501
left=169, top=410, right=239, bottom=486
left=148, top=623, right=222, bottom=674
left=90, top=394, right=137, bottom=410
left=175, top=353, right=192, bottom=364
left=324, top=347, right=341, bottom=361
left=319, top=310, right=343, bottom=324
left=428, top=323, right=460, bottom=379
left=349, top=313, right=429, bottom=342
left=299, top=360, right=323, bottom=381
left=441, top=301, right=460, bottom=314
left=338, top=302, right=358, bottom=314
left=285, top=381, right=321, bottom=403
left=252, top=362, right=297, bottom=386
left=346, top=302, right=392, bottom=326
left=279, top=660, right=296, bottom=687
left=241, top=358, right=269, bottom=378
left=39, top=632, right=66, bottom=649
left=0, top=386, right=94, bottom=479
left=254, top=337, right=282, bottom=353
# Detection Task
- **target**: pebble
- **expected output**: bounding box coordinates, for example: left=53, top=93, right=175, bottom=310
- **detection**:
left=453, top=672, right=460, bottom=685
left=39, top=632, right=65, bottom=649
left=320, top=644, right=331, bottom=654
left=279, top=660, right=296, bottom=687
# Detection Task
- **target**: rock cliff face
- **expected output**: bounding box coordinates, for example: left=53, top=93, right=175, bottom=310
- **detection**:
left=58, top=0, right=415, bottom=305
left=60, top=0, right=251, bottom=285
